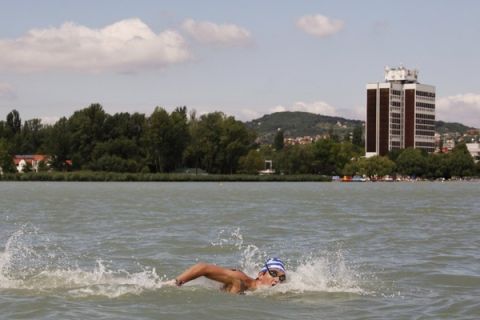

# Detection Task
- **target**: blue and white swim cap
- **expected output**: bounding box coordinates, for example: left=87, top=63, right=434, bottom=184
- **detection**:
left=261, top=257, right=286, bottom=273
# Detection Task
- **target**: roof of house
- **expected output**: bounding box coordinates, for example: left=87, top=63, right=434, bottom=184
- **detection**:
left=13, top=154, right=49, bottom=165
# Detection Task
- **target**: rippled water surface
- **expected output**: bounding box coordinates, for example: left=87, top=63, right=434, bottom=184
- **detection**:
left=1, top=181, right=479, bottom=319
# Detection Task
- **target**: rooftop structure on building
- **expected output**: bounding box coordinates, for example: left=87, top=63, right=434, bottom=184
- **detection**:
left=384, top=66, right=418, bottom=83
left=366, top=66, right=436, bottom=157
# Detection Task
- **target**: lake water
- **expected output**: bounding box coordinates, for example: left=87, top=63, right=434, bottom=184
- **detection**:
left=1, top=181, right=479, bottom=319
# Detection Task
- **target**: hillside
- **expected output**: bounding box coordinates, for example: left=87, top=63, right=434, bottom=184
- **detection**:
left=245, top=111, right=477, bottom=143
left=245, top=112, right=363, bottom=143
left=435, top=121, right=473, bottom=135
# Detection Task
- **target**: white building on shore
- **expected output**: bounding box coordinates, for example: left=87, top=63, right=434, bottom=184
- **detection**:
left=466, top=143, right=480, bottom=162
left=366, top=66, right=436, bottom=157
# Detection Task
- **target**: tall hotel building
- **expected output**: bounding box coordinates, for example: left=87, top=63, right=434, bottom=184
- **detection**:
left=366, top=66, right=436, bottom=157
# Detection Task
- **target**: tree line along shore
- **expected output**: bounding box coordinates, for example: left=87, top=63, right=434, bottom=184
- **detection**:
left=0, top=104, right=479, bottom=181
left=0, top=171, right=331, bottom=182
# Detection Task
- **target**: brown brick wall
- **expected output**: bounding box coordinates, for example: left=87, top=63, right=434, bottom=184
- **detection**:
left=366, top=89, right=377, bottom=153
left=378, top=89, right=390, bottom=156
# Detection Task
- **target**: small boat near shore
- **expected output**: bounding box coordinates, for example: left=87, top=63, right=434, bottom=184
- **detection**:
left=333, top=175, right=367, bottom=182
left=352, top=175, right=367, bottom=182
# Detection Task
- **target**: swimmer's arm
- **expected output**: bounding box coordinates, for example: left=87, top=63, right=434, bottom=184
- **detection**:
left=173, top=262, right=239, bottom=286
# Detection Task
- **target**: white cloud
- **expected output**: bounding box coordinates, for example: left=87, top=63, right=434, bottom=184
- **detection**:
left=270, top=105, right=287, bottom=113
left=270, top=100, right=338, bottom=116
left=0, top=18, right=191, bottom=73
left=436, top=93, right=480, bottom=127
left=40, top=116, right=60, bottom=125
left=296, top=14, right=344, bottom=38
left=181, top=19, right=251, bottom=46
left=0, top=82, right=16, bottom=99
left=239, top=108, right=261, bottom=120
left=338, top=105, right=365, bottom=121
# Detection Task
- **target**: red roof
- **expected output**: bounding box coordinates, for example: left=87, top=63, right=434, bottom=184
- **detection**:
left=14, top=154, right=49, bottom=165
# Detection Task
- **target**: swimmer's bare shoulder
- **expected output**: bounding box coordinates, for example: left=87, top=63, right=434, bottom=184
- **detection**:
left=170, top=263, right=255, bottom=294
left=222, top=269, right=252, bottom=293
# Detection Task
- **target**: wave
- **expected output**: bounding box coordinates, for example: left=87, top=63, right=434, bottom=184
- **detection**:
left=0, top=225, right=167, bottom=298
left=210, top=227, right=369, bottom=296
left=1, top=225, right=371, bottom=298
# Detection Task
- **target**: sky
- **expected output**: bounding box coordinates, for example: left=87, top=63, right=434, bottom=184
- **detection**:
left=0, top=0, right=479, bottom=127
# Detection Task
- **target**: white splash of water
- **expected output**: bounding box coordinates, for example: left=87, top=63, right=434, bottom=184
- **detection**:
left=210, top=227, right=265, bottom=276
left=37, top=260, right=165, bottom=298
left=264, top=252, right=366, bottom=295
left=0, top=226, right=166, bottom=298
left=1, top=226, right=372, bottom=298
left=210, top=227, right=244, bottom=249
left=210, top=228, right=367, bottom=295
left=0, top=228, right=25, bottom=288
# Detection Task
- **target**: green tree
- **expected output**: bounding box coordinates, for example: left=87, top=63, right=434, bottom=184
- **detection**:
left=277, top=144, right=314, bottom=174
left=258, top=144, right=275, bottom=159
left=5, top=109, right=23, bottom=153
left=104, top=112, right=145, bottom=141
left=20, top=118, right=45, bottom=154
left=98, top=112, right=147, bottom=172
left=363, top=156, right=395, bottom=179
left=273, top=129, right=284, bottom=151
left=311, top=139, right=337, bottom=175
left=183, top=110, right=202, bottom=173
left=343, top=156, right=395, bottom=179
left=90, top=137, right=144, bottom=172
left=46, top=117, right=72, bottom=171
left=144, top=106, right=190, bottom=173
left=220, top=116, right=254, bottom=173
left=196, top=112, right=224, bottom=173
left=187, top=112, right=254, bottom=174
left=238, top=149, right=264, bottom=174
left=342, top=158, right=362, bottom=176
left=92, top=154, right=140, bottom=173
left=425, top=153, right=450, bottom=179
left=448, top=143, right=475, bottom=177
left=6, top=109, right=21, bottom=136
left=0, top=138, right=16, bottom=173
left=334, top=141, right=357, bottom=173
left=395, top=148, right=427, bottom=177
left=0, top=121, right=5, bottom=139
left=145, top=107, right=172, bottom=172
left=311, top=139, right=357, bottom=175
left=387, top=149, right=404, bottom=162
left=68, top=103, right=108, bottom=169
left=168, top=106, right=190, bottom=171
left=352, top=125, right=363, bottom=147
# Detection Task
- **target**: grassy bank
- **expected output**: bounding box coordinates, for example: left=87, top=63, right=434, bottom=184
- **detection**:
left=0, top=171, right=331, bottom=182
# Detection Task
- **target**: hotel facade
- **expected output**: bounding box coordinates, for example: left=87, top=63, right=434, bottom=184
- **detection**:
left=365, top=66, right=436, bottom=157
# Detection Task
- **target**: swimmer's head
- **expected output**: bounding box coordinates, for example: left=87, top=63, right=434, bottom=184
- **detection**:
left=258, top=258, right=286, bottom=285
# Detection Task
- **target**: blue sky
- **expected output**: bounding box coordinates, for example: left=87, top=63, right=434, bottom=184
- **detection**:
left=0, top=0, right=479, bottom=127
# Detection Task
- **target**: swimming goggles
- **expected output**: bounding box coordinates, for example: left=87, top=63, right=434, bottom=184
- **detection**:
left=265, top=263, right=286, bottom=282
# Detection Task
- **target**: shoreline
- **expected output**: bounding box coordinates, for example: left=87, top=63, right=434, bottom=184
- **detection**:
left=0, top=171, right=331, bottom=182
left=0, top=171, right=478, bottom=182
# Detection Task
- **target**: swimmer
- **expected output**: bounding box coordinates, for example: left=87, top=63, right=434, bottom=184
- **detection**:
left=167, top=258, right=286, bottom=294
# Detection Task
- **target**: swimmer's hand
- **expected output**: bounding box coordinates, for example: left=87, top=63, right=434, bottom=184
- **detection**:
left=164, top=279, right=185, bottom=287
left=163, top=279, right=177, bottom=286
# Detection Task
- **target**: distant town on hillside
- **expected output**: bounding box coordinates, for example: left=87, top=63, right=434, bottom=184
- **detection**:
left=245, top=111, right=479, bottom=149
